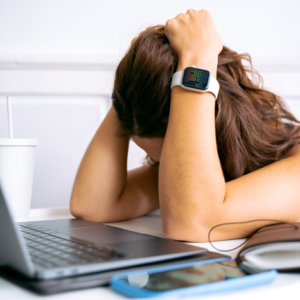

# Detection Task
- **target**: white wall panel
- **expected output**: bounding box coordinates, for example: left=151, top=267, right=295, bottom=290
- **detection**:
left=0, top=69, right=114, bottom=96
left=0, top=96, right=107, bottom=208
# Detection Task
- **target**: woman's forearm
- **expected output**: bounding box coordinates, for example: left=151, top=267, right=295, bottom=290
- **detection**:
left=159, top=57, right=225, bottom=240
left=70, top=106, right=129, bottom=222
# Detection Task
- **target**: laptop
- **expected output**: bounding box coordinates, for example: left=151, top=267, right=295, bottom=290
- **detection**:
left=0, top=184, right=206, bottom=280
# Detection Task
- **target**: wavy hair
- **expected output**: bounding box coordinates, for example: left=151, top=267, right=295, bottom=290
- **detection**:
left=112, top=26, right=300, bottom=181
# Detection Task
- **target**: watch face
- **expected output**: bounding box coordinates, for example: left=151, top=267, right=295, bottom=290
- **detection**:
left=182, top=67, right=210, bottom=90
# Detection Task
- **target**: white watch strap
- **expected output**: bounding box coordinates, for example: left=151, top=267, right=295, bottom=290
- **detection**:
left=171, top=68, right=220, bottom=99
left=171, top=71, right=184, bottom=89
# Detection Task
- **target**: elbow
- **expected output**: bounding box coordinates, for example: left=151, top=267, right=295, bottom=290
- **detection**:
left=70, top=202, right=103, bottom=223
left=161, top=204, right=223, bottom=243
left=159, top=189, right=225, bottom=242
left=69, top=196, right=103, bottom=223
left=162, top=219, right=210, bottom=243
left=69, top=197, right=85, bottom=220
left=70, top=194, right=121, bottom=223
left=69, top=187, right=87, bottom=219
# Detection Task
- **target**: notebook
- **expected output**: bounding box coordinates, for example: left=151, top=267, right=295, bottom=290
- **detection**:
left=0, top=182, right=206, bottom=281
left=237, top=222, right=300, bottom=273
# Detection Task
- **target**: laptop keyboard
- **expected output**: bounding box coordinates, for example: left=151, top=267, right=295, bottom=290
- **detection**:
left=19, top=224, right=126, bottom=269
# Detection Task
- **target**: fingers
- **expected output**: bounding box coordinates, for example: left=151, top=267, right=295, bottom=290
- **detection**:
left=165, top=13, right=184, bottom=38
left=165, top=9, right=208, bottom=32
left=165, top=8, right=222, bottom=60
left=166, top=9, right=212, bottom=26
left=186, top=8, right=196, bottom=15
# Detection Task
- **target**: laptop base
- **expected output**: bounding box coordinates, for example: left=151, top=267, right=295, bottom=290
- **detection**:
left=0, top=251, right=229, bottom=295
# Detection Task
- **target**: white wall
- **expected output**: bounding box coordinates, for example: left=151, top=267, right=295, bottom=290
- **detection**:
left=1, top=0, right=300, bottom=59
left=0, top=0, right=300, bottom=209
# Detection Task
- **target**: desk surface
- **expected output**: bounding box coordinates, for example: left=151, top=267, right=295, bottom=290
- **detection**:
left=2, top=208, right=300, bottom=299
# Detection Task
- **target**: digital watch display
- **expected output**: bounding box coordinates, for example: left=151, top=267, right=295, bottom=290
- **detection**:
left=170, top=65, right=220, bottom=100
left=182, top=67, right=210, bottom=90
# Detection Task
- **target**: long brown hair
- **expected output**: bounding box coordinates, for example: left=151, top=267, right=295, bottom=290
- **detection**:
left=112, top=26, right=300, bottom=181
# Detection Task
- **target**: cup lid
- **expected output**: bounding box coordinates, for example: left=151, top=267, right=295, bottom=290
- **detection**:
left=0, top=139, right=38, bottom=146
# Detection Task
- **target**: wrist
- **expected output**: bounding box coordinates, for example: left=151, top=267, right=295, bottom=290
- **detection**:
left=177, top=55, right=218, bottom=78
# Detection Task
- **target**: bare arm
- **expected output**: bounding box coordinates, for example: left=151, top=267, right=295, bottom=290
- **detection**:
left=160, top=10, right=300, bottom=242
left=70, top=106, right=159, bottom=223
left=160, top=9, right=225, bottom=240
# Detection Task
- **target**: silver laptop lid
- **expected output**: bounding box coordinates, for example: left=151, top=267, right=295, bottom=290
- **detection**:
left=0, top=182, right=36, bottom=277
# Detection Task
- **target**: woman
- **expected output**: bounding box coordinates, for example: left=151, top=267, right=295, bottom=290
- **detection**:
left=70, top=10, right=300, bottom=242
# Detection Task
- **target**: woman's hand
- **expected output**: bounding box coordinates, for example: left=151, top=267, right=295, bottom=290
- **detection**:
left=165, top=9, right=222, bottom=74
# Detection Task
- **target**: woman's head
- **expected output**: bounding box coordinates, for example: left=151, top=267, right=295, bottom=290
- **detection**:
left=112, top=26, right=175, bottom=138
left=112, top=25, right=300, bottom=181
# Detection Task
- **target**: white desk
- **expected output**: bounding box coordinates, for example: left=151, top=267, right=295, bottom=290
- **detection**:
left=1, top=208, right=300, bottom=299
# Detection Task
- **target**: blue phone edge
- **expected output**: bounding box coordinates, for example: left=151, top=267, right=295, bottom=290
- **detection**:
left=110, top=258, right=278, bottom=298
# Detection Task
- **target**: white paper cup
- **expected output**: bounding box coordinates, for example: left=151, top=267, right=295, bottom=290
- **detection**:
left=0, top=139, right=38, bottom=217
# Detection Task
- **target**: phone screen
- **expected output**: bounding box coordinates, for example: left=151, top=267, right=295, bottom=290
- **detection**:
left=121, top=260, right=246, bottom=292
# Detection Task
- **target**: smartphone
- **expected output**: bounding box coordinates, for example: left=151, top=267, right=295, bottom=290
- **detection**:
left=111, top=258, right=277, bottom=298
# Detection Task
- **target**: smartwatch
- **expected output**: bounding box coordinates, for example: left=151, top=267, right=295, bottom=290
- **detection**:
left=171, top=65, right=219, bottom=100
